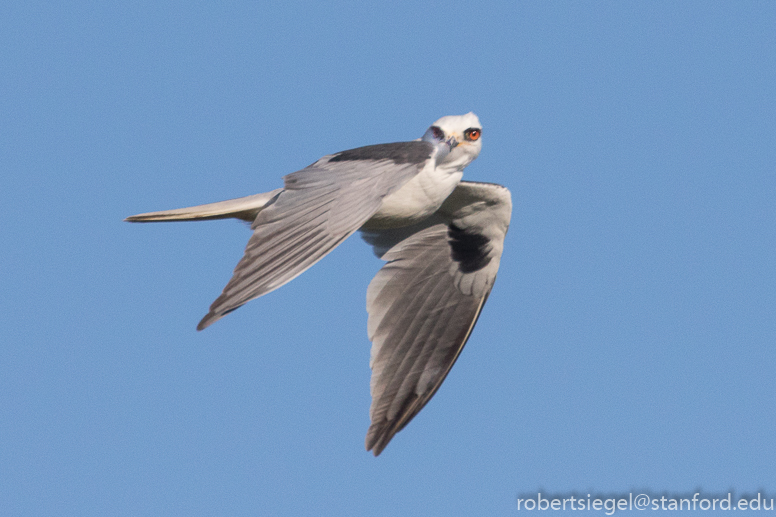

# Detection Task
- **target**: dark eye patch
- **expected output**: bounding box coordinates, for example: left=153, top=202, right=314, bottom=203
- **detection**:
left=464, top=128, right=481, bottom=141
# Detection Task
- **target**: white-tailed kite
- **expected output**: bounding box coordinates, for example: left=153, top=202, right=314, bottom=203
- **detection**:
left=126, top=113, right=512, bottom=455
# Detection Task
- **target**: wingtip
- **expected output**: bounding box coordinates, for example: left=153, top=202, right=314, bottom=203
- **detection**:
left=365, top=425, right=394, bottom=457
left=196, top=313, right=217, bottom=331
left=197, top=301, right=244, bottom=330
left=366, top=440, right=385, bottom=457
left=124, top=213, right=162, bottom=223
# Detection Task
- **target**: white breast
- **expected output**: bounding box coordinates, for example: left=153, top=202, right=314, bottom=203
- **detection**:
left=363, top=160, right=463, bottom=230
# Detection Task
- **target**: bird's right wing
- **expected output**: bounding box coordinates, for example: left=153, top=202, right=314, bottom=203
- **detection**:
left=197, top=141, right=435, bottom=330
left=361, top=181, right=512, bottom=455
left=125, top=190, right=284, bottom=223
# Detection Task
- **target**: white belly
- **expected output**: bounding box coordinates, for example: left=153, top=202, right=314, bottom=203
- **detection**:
left=363, top=161, right=463, bottom=230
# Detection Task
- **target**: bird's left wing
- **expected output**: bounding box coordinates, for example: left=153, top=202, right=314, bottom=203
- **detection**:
left=361, top=181, right=512, bottom=455
left=197, top=141, right=435, bottom=330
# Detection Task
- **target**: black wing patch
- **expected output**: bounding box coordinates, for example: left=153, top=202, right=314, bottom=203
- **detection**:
left=329, top=141, right=433, bottom=165
left=448, top=224, right=492, bottom=273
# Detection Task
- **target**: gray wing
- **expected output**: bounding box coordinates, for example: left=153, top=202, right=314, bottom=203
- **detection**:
left=125, top=190, right=284, bottom=223
left=361, top=181, right=512, bottom=455
left=197, top=141, right=435, bottom=330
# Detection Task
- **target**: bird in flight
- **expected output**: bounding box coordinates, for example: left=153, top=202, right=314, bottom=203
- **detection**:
left=126, top=113, right=512, bottom=455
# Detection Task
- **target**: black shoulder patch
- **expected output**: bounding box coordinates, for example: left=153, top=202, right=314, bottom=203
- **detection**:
left=448, top=224, right=492, bottom=273
left=328, top=141, right=433, bottom=164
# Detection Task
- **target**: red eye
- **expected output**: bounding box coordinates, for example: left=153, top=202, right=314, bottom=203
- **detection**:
left=465, top=128, right=481, bottom=141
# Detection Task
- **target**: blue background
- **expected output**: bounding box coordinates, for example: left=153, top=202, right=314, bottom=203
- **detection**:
left=2, top=2, right=774, bottom=515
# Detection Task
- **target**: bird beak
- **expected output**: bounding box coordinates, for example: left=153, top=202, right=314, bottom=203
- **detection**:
left=445, top=136, right=459, bottom=149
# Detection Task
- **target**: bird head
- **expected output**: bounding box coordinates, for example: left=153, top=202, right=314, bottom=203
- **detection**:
left=421, top=112, right=482, bottom=170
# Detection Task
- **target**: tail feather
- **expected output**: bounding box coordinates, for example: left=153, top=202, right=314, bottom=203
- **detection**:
left=124, top=189, right=283, bottom=223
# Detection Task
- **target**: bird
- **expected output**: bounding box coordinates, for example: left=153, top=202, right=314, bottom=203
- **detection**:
left=125, top=113, right=512, bottom=455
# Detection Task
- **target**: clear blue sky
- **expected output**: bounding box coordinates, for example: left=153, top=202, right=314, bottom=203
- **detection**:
left=2, top=2, right=774, bottom=515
